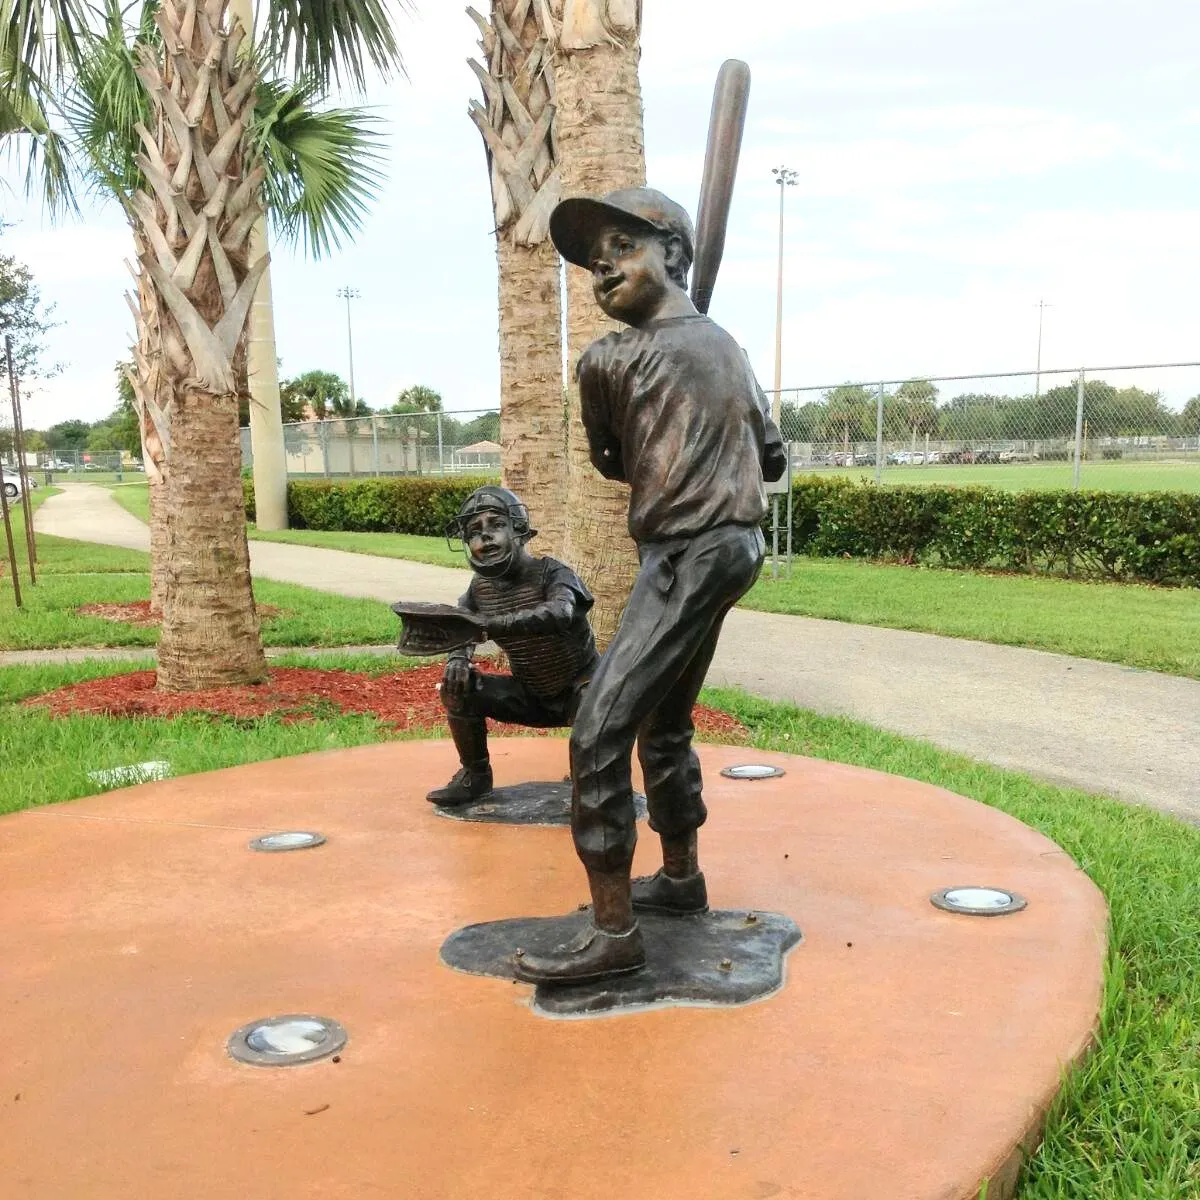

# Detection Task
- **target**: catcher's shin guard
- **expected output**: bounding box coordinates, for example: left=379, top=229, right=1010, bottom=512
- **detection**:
left=448, top=713, right=489, bottom=770
left=426, top=714, right=493, bottom=805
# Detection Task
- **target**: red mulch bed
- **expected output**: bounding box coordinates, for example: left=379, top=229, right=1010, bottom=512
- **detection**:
left=76, top=601, right=283, bottom=626
left=24, top=663, right=747, bottom=739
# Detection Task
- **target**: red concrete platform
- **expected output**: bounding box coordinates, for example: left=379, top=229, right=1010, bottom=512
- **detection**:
left=0, top=740, right=1106, bottom=1200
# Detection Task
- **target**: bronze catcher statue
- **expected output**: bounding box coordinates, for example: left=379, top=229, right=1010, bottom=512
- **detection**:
left=393, top=485, right=598, bottom=806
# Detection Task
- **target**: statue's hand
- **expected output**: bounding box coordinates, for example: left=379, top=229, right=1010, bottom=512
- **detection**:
left=442, top=657, right=473, bottom=702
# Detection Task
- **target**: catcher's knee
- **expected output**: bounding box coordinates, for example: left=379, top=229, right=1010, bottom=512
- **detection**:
left=441, top=691, right=476, bottom=717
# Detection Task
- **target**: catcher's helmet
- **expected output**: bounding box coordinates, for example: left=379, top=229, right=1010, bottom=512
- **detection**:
left=446, top=485, right=537, bottom=577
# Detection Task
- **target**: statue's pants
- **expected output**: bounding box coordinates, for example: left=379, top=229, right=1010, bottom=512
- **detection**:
left=442, top=671, right=587, bottom=743
left=570, top=522, right=765, bottom=873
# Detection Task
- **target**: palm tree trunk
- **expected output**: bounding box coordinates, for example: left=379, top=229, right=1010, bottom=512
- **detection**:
left=158, top=386, right=264, bottom=685
left=497, top=235, right=565, bottom=555
left=468, top=1, right=566, bottom=557
left=553, top=10, right=645, bottom=647
left=148, top=473, right=169, bottom=613
left=126, top=233, right=173, bottom=615
left=134, top=0, right=268, bottom=690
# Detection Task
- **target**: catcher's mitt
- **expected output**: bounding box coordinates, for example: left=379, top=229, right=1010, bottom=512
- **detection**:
left=390, top=601, right=487, bottom=656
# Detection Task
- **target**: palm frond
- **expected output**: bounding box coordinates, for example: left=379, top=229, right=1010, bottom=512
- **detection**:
left=0, top=0, right=89, bottom=99
left=250, top=76, right=387, bottom=258
left=261, top=0, right=408, bottom=94
left=1, top=50, right=81, bottom=212
left=60, top=0, right=153, bottom=201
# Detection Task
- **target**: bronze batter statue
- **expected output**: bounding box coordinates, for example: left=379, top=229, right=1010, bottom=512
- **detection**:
left=512, top=188, right=787, bottom=986
left=423, top=486, right=599, bottom=806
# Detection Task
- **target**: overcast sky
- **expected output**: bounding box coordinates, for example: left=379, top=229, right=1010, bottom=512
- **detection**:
left=4, top=0, right=1199, bottom=427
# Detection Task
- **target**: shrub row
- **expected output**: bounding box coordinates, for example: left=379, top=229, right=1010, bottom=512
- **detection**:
left=787, top=476, right=1200, bottom=586
left=245, top=475, right=1199, bottom=587
left=246, top=476, right=495, bottom=538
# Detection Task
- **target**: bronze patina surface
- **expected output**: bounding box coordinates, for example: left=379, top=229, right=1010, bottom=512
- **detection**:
left=529, top=175, right=788, bottom=983
left=393, top=485, right=599, bottom=808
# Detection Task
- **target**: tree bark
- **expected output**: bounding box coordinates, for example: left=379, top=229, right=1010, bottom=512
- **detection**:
left=553, top=25, right=645, bottom=648
left=125, top=232, right=172, bottom=615
left=148, top=473, right=169, bottom=614
left=134, top=0, right=269, bottom=689
left=158, top=387, right=265, bottom=686
left=469, top=1, right=566, bottom=558
left=497, top=236, right=565, bottom=555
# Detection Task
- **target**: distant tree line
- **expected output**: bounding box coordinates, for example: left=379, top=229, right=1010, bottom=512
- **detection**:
left=270, top=376, right=500, bottom=445
left=781, top=380, right=1200, bottom=446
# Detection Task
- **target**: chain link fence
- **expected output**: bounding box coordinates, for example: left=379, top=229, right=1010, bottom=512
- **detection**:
left=770, top=361, right=1200, bottom=491
left=241, top=409, right=501, bottom=479
left=1, top=446, right=134, bottom=484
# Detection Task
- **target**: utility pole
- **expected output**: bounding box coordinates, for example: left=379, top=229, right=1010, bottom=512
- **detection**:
left=1034, top=298, right=1054, bottom=397
left=337, top=287, right=361, bottom=409
left=771, top=166, right=798, bottom=425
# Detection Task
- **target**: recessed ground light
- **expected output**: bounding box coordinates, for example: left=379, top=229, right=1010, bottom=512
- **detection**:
left=720, top=764, right=786, bottom=780
left=248, top=831, right=326, bottom=852
left=930, top=887, right=1027, bottom=916
left=227, top=1015, right=347, bottom=1066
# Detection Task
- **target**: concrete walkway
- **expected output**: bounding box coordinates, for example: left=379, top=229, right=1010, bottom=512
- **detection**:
left=31, top=483, right=1200, bottom=823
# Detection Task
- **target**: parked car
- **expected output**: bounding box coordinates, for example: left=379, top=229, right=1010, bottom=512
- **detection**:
left=2, top=472, right=37, bottom=499
left=941, top=448, right=976, bottom=464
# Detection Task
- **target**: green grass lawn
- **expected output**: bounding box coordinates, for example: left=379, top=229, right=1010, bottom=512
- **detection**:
left=807, top=459, right=1200, bottom=492
left=103, top=482, right=467, bottom=569
left=104, top=478, right=150, bottom=521
left=248, top=524, right=465, bottom=568
left=0, top=655, right=403, bottom=813
left=1, top=659, right=1196, bottom=1196
left=97, top=479, right=1200, bottom=677
left=46, top=469, right=139, bottom=485
left=748, top=558, right=1200, bottom=678
left=1, top=503, right=399, bottom=650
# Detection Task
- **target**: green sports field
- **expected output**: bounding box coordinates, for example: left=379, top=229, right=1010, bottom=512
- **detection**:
left=803, top=459, right=1200, bottom=492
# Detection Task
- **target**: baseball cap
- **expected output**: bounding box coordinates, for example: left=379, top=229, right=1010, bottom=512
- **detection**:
left=550, top=187, right=696, bottom=270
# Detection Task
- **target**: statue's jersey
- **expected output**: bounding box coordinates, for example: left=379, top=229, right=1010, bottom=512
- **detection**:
left=577, top=313, right=786, bottom=541
left=461, top=557, right=598, bottom=699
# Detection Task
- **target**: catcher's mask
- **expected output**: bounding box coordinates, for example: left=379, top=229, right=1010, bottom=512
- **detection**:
left=446, top=486, right=537, bottom=578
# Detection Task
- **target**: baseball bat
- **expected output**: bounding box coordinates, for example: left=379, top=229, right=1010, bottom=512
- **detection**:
left=690, top=59, right=752, bottom=316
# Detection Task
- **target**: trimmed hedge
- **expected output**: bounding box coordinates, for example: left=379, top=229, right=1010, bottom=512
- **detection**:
left=788, top=476, right=1200, bottom=587
left=246, top=476, right=495, bottom=538
left=245, top=475, right=1199, bottom=588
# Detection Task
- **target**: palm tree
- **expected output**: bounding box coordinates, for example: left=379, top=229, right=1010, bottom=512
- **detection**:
left=467, top=0, right=566, bottom=557
left=551, top=0, right=645, bottom=647
left=4, top=0, right=399, bottom=689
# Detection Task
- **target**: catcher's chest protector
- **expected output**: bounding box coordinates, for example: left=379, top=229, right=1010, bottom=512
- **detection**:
left=473, top=562, right=595, bottom=700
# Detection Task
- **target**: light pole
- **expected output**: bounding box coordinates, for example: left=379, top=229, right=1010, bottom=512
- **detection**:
left=771, top=166, right=798, bottom=425
left=1034, top=298, right=1053, bottom=397
left=337, top=286, right=361, bottom=409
